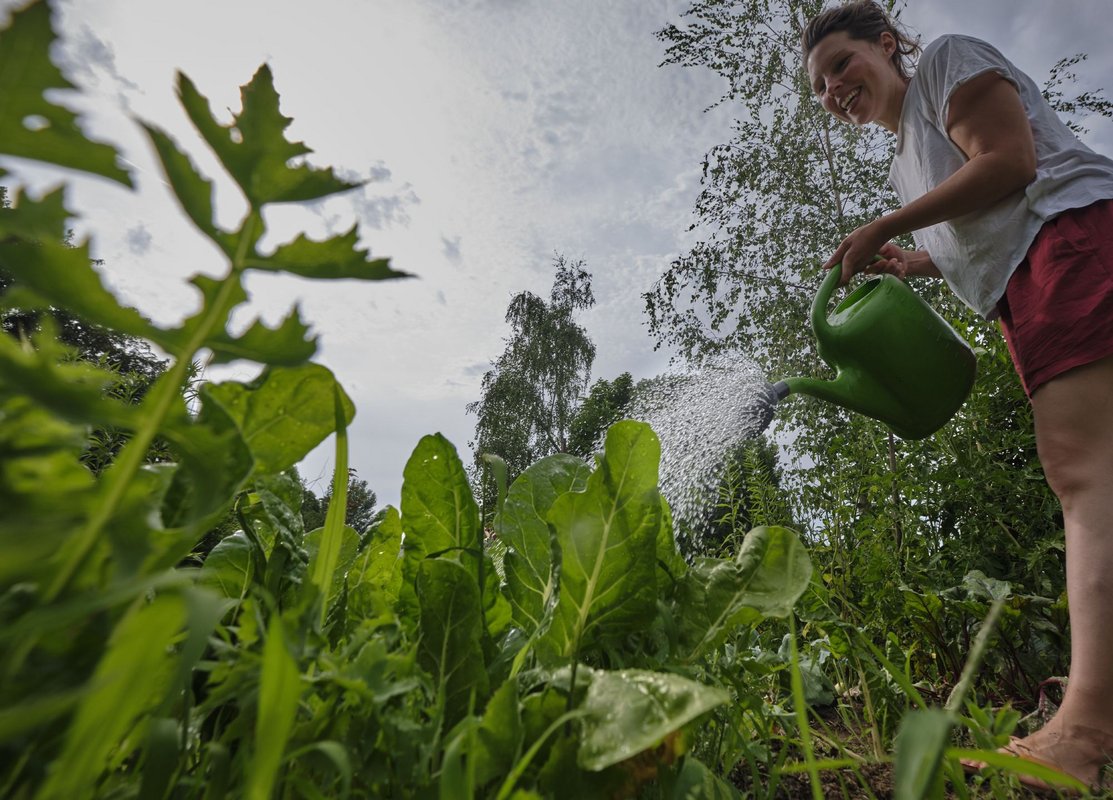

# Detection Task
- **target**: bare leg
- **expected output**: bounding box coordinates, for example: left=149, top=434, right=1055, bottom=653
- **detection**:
left=1013, top=355, right=1113, bottom=785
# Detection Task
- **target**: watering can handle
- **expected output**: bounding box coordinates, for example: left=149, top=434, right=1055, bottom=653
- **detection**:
left=811, top=256, right=884, bottom=336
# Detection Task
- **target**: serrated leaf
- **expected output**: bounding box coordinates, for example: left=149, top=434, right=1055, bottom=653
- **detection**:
left=578, top=669, right=729, bottom=771
left=177, top=66, right=357, bottom=207
left=37, top=593, right=187, bottom=798
left=0, top=202, right=155, bottom=340
left=0, top=184, right=68, bottom=244
left=203, top=363, right=355, bottom=477
left=540, top=421, right=661, bottom=662
left=206, top=306, right=318, bottom=366
left=676, top=526, right=813, bottom=660
left=417, top=559, right=489, bottom=727
left=0, top=1, right=131, bottom=185
left=246, top=225, right=411, bottom=281
left=150, top=273, right=249, bottom=358
left=0, top=326, right=135, bottom=427
left=141, top=122, right=237, bottom=255
left=495, top=454, right=589, bottom=633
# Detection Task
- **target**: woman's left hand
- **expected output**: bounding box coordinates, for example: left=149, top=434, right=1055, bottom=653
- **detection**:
left=822, top=217, right=896, bottom=285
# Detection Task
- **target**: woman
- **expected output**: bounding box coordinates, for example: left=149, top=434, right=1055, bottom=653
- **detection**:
left=802, top=1, right=1113, bottom=792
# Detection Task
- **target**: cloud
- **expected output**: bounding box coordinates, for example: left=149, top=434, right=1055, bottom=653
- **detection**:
left=441, top=235, right=463, bottom=265
left=58, top=25, right=139, bottom=94
left=124, top=223, right=152, bottom=255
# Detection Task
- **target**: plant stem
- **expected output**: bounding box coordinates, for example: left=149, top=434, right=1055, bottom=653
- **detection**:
left=46, top=216, right=257, bottom=601
left=787, top=614, right=824, bottom=800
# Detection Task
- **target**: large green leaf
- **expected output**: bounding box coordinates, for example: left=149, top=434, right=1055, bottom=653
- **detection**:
left=539, top=421, right=661, bottom=662
left=204, top=363, right=354, bottom=477
left=401, top=433, right=482, bottom=558
left=416, top=559, right=489, bottom=726
left=676, top=525, right=813, bottom=660
left=246, top=225, right=412, bottom=282
left=306, top=387, right=352, bottom=624
left=0, top=1, right=131, bottom=185
left=200, top=532, right=257, bottom=599
left=578, top=668, right=729, bottom=771
left=496, top=454, right=589, bottom=633
left=347, top=506, right=404, bottom=619
left=36, top=593, right=187, bottom=799
left=176, top=66, right=357, bottom=208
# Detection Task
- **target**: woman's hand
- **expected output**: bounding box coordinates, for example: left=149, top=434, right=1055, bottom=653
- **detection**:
left=865, top=242, right=943, bottom=279
left=822, top=217, right=897, bottom=285
left=823, top=223, right=943, bottom=284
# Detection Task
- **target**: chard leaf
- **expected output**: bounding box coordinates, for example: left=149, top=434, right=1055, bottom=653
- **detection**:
left=247, top=225, right=412, bottom=282
left=578, top=669, right=728, bottom=772
left=495, top=453, right=589, bottom=634
left=400, top=433, right=482, bottom=559
left=350, top=506, right=403, bottom=594
left=540, top=421, right=661, bottom=662
left=200, top=532, right=257, bottom=599
left=347, top=506, right=404, bottom=618
left=676, top=525, right=813, bottom=660
left=417, top=558, right=489, bottom=727
left=177, top=66, right=357, bottom=208
left=0, top=1, right=131, bottom=185
left=204, top=363, right=355, bottom=477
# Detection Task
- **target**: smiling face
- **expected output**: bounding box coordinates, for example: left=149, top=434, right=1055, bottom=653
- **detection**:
left=806, top=30, right=907, bottom=132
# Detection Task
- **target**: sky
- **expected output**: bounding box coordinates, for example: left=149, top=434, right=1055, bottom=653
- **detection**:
left=4, top=0, right=1113, bottom=507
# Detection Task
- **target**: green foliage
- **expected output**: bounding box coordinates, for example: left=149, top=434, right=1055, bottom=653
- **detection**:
left=0, top=9, right=821, bottom=798
left=566, top=371, right=634, bottom=458
left=468, top=254, right=596, bottom=513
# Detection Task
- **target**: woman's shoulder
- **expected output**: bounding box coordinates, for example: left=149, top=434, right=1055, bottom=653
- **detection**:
left=920, top=34, right=1010, bottom=69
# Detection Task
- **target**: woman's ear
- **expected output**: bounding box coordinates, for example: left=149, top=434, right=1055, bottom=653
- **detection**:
left=878, top=30, right=897, bottom=57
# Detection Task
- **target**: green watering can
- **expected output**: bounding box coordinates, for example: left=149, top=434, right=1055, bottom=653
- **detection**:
left=763, top=265, right=977, bottom=440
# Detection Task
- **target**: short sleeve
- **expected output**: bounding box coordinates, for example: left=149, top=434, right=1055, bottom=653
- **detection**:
left=916, top=35, right=1020, bottom=131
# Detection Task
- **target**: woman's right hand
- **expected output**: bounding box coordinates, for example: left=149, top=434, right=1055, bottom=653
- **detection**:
left=864, top=243, right=942, bottom=279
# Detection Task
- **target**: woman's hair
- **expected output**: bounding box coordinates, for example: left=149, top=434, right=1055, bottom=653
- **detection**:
left=801, top=1, right=921, bottom=79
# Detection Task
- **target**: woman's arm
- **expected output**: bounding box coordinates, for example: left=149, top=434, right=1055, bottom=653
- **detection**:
left=827, top=71, right=1038, bottom=283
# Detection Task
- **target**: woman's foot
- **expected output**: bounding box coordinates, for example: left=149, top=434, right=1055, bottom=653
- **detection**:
left=999, top=722, right=1113, bottom=794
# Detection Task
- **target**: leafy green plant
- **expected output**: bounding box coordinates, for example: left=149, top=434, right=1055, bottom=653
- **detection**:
left=0, top=4, right=823, bottom=798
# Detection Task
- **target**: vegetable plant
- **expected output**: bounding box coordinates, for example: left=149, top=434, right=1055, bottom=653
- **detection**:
left=0, top=3, right=818, bottom=798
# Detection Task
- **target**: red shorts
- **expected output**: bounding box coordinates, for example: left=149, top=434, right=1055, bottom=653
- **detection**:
left=997, top=198, right=1113, bottom=397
